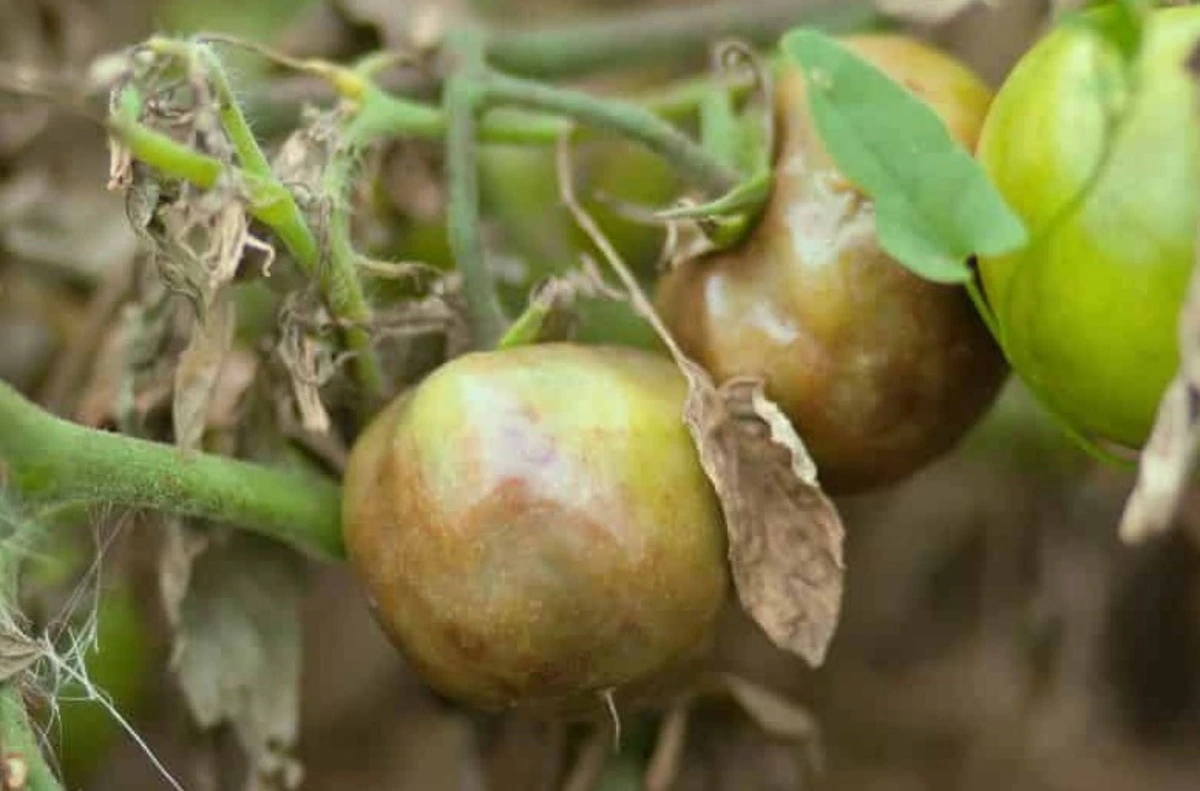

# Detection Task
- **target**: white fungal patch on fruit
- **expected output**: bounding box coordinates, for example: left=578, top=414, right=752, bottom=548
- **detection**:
left=781, top=158, right=876, bottom=272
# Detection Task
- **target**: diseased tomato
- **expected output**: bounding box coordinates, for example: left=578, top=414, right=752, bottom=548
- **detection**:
left=342, top=343, right=728, bottom=714
left=657, top=34, right=1008, bottom=494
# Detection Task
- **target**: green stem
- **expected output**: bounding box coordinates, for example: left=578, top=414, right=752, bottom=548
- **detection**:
left=483, top=71, right=741, bottom=195
left=0, top=383, right=344, bottom=560
left=322, top=153, right=387, bottom=398
left=196, top=43, right=274, bottom=177
left=351, top=86, right=569, bottom=146
left=444, top=34, right=509, bottom=347
left=0, top=520, right=62, bottom=791
left=0, top=690, right=61, bottom=791
left=202, top=46, right=386, bottom=399
left=484, top=0, right=882, bottom=79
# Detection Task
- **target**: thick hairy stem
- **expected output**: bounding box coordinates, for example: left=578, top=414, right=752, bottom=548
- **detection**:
left=484, top=71, right=741, bottom=196
left=0, top=383, right=344, bottom=560
left=485, top=0, right=880, bottom=78
left=0, top=689, right=61, bottom=791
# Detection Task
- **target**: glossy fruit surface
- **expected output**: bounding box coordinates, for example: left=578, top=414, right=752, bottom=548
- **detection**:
left=657, top=35, right=1007, bottom=494
left=977, top=6, right=1200, bottom=448
left=342, top=344, right=728, bottom=713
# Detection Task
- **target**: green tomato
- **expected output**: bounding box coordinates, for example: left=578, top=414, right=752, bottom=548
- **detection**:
left=976, top=6, right=1200, bottom=448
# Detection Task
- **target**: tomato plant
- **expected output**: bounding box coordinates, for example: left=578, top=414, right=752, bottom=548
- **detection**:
left=976, top=5, right=1200, bottom=448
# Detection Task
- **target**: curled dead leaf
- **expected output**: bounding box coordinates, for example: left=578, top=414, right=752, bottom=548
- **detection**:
left=163, top=530, right=307, bottom=790
left=556, top=136, right=847, bottom=667
left=679, top=369, right=845, bottom=665
left=173, top=289, right=236, bottom=451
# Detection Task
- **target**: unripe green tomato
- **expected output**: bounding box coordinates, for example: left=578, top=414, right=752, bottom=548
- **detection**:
left=342, top=344, right=728, bottom=714
left=657, top=35, right=1008, bottom=494
left=976, top=6, right=1200, bottom=448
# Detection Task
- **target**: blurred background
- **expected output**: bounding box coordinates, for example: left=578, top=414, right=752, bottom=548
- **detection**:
left=5, top=0, right=1200, bottom=789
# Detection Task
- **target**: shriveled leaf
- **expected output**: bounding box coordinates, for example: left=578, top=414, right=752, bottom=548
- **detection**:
left=206, top=347, right=261, bottom=431
left=1119, top=47, right=1200, bottom=543
left=173, top=289, right=237, bottom=451
left=276, top=308, right=333, bottom=436
left=875, top=0, right=992, bottom=24
left=781, top=29, right=1027, bottom=284
left=556, top=136, right=847, bottom=667
left=165, top=530, right=307, bottom=790
left=680, top=371, right=845, bottom=665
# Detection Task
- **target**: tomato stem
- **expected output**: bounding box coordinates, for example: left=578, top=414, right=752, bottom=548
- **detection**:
left=483, top=0, right=880, bottom=79
left=444, top=30, right=511, bottom=348
left=483, top=71, right=741, bottom=196
left=0, top=509, right=63, bottom=791
left=0, top=382, right=345, bottom=560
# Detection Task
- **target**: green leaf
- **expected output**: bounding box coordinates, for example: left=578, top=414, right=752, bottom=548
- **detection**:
left=780, top=29, right=1028, bottom=284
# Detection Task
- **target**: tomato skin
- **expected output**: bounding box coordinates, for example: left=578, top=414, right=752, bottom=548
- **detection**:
left=342, top=344, right=727, bottom=714
left=656, top=35, right=1007, bottom=494
left=977, top=6, right=1200, bottom=448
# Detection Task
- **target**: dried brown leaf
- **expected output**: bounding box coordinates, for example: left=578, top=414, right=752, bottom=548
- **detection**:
left=555, top=137, right=846, bottom=667
left=173, top=289, right=236, bottom=451
left=680, top=370, right=845, bottom=665
left=164, top=531, right=307, bottom=791
left=206, top=347, right=260, bottom=431
left=1120, top=47, right=1200, bottom=543
left=277, top=310, right=334, bottom=436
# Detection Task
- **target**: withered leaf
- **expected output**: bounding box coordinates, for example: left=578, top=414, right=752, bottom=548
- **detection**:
left=680, top=368, right=845, bottom=666
left=276, top=308, right=334, bottom=436
left=173, top=288, right=236, bottom=452
left=165, top=530, right=307, bottom=791
left=556, top=137, right=846, bottom=667
left=1120, top=53, right=1200, bottom=543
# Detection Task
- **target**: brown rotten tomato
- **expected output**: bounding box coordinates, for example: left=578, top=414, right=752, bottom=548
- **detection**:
left=342, top=344, right=728, bottom=713
left=657, top=35, right=1009, bottom=494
